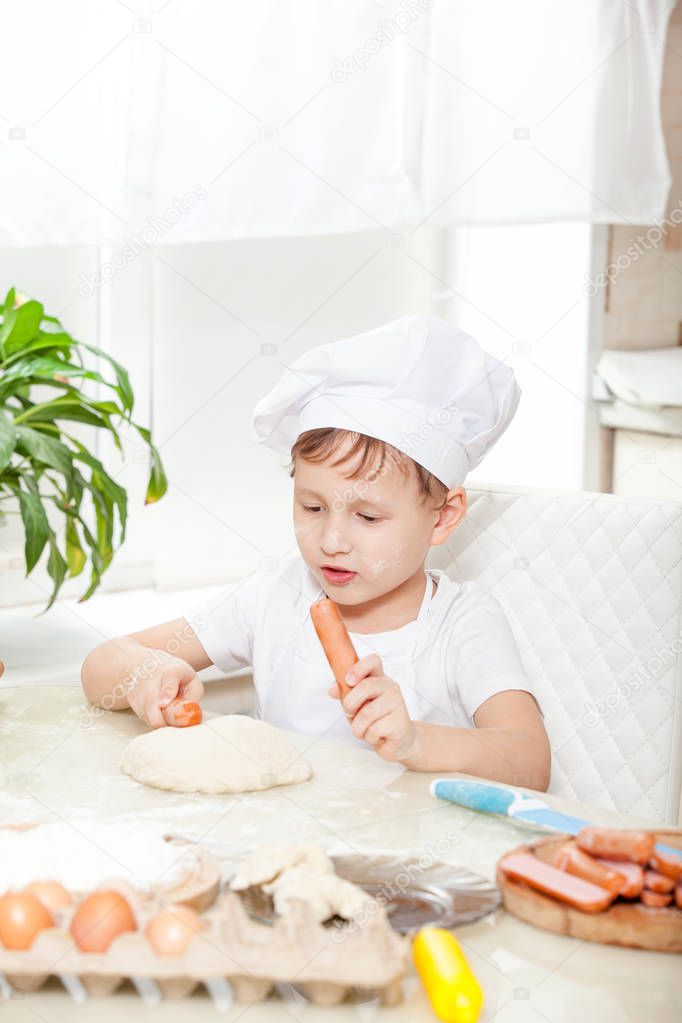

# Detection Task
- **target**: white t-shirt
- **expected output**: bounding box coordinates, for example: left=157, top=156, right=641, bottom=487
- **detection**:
left=182, top=551, right=542, bottom=747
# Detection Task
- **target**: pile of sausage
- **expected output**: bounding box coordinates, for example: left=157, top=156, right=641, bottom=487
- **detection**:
left=499, top=827, right=682, bottom=914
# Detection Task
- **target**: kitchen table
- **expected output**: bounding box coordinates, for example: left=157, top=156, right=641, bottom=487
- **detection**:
left=0, top=686, right=680, bottom=1023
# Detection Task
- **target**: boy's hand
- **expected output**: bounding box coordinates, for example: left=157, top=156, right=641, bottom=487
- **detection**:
left=328, top=653, right=418, bottom=762
left=126, top=650, right=204, bottom=729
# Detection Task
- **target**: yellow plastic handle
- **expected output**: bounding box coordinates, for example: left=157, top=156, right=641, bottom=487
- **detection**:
left=413, top=927, right=483, bottom=1023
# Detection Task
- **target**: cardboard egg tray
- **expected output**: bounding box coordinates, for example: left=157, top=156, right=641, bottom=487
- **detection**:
left=0, top=882, right=409, bottom=1010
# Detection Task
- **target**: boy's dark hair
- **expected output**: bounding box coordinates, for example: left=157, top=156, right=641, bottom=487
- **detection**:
left=288, top=428, right=449, bottom=510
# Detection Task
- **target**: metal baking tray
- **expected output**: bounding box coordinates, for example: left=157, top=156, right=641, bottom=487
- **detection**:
left=331, top=853, right=500, bottom=932
left=229, top=852, right=500, bottom=933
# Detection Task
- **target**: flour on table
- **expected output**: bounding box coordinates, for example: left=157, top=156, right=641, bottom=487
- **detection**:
left=120, top=715, right=312, bottom=794
left=0, top=820, right=197, bottom=893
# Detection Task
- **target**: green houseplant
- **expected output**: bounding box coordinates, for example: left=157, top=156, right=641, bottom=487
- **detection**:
left=0, top=287, right=167, bottom=610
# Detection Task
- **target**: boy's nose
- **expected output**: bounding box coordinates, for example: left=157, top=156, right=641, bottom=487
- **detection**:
left=320, top=522, right=351, bottom=555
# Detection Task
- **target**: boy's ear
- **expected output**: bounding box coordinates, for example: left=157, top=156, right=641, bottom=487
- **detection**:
left=431, top=487, right=467, bottom=546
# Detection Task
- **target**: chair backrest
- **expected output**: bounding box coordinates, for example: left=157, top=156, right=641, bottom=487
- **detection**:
left=425, top=481, right=682, bottom=824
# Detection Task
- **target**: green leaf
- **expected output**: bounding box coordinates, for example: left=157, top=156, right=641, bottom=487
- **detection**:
left=15, top=397, right=112, bottom=430
left=146, top=444, right=167, bottom=504
left=20, top=471, right=40, bottom=498
left=15, top=426, right=73, bottom=478
left=90, top=471, right=114, bottom=565
left=0, top=411, right=16, bottom=473
left=135, top=424, right=168, bottom=504
left=0, top=300, right=44, bottom=357
left=17, top=396, right=125, bottom=454
left=16, top=486, right=49, bottom=573
left=2, top=331, right=73, bottom=366
left=0, top=356, right=125, bottom=412
left=43, top=531, right=68, bottom=612
left=81, top=341, right=134, bottom=416
left=2, top=354, right=82, bottom=380
left=86, top=399, right=121, bottom=415
left=65, top=518, right=86, bottom=577
left=65, top=463, right=86, bottom=508
left=71, top=444, right=128, bottom=544
left=0, top=306, right=18, bottom=351
left=76, top=516, right=106, bottom=602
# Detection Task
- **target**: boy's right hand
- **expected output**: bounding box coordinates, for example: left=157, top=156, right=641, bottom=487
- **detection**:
left=126, top=651, right=204, bottom=729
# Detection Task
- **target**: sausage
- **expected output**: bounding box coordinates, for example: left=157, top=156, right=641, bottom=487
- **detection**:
left=595, top=859, right=644, bottom=899
left=648, top=850, right=682, bottom=882
left=552, top=844, right=626, bottom=894
left=162, top=699, right=203, bottom=727
left=499, top=852, right=617, bottom=912
left=643, top=869, right=676, bottom=895
left=640, top=890, right=673, bottom=908
left=676, top=883, right=682, bottom=909
left=575, top=827, right=654, bottom=864
left=310, top=598, right=359, bottom=699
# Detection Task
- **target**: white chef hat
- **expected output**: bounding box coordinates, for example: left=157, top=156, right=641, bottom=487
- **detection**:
left=250, top=314, right=520, bottom=488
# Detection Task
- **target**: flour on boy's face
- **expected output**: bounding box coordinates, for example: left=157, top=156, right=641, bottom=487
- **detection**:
left=292, top=436, right=437, bottom=606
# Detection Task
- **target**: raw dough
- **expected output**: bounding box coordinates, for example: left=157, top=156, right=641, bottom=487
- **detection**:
left=229, top=842, right=370, bottom=922
left=230, top=843, right=333, bottom=890
left=121, top=715, right=312, bottom=794
left=264, top=866, right=371, bottom=921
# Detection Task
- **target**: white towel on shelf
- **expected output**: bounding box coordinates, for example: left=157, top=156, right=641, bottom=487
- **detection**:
left=596, top=399, right=682, bottom=437
left=596, top=347, right=682, bottom=409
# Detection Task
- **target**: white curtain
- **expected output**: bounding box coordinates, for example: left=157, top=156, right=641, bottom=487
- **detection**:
left=2, top=0, right=674, bottom=246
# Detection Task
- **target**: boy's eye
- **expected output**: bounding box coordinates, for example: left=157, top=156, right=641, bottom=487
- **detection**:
left=301, top=505, right=379, bottom=523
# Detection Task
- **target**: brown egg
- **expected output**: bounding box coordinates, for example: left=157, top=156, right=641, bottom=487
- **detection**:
left=23, top=880, right=72, bottom=913
left=0, top=892, right=54, bottom=949
left=146, top=904, right=203, bottom=956
left=70, top=890, right=136, bottom=953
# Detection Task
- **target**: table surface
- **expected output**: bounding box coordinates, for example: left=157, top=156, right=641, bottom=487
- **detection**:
left=1, top=685, right=680, bottom=1023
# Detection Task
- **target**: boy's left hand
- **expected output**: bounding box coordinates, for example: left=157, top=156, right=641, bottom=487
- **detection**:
left=328, top=653, right=418, bottom=762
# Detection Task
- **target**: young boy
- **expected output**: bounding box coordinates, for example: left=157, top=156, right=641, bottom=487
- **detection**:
left=82, top=315, right=550, bottom=790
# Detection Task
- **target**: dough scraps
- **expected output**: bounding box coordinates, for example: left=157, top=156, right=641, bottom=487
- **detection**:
left=229, top=843, right=333, bottom=890
left=264, top=866, right=371, bottom=921
left=229, top=842, right=371, bottom=922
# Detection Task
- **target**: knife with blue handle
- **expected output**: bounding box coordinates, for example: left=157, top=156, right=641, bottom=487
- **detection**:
left=430, top=779, right=682, bottom=860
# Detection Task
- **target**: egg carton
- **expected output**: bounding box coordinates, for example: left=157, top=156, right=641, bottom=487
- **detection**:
left=0, top=884, right=409, bottom=1010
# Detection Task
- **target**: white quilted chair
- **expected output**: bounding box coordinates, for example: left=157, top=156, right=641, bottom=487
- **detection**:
left=425, top=482, right=682, bottom=825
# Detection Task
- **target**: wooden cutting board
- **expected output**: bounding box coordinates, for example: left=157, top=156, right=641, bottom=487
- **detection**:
left=496, top=830, right=682, bottom=953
